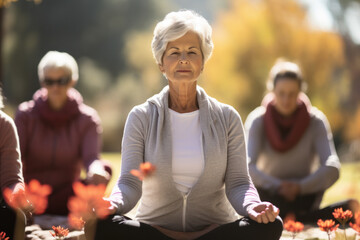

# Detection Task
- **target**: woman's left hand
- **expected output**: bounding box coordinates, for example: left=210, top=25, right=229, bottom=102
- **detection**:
left=247, top=202, right=280, bottom=224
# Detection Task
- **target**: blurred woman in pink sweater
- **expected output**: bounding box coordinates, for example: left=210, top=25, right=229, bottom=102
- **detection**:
left=15, top=51, right=112, bottom=215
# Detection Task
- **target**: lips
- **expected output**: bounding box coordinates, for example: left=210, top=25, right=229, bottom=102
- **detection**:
left=176, top=69, right=191, bottom=72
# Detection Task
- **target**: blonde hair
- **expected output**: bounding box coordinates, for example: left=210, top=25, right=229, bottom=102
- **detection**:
left=151, top=10, right=214, bottom=65
left=37, top=51, right=79, bottom=83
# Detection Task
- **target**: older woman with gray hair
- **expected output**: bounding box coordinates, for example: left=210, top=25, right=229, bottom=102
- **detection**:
left=89, top=10, right=282, bottom=240
left=15, top=51, right=112, bottom=216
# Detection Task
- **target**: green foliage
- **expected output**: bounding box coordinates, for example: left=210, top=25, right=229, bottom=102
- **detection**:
left=2, top=0, right=168, bottom=151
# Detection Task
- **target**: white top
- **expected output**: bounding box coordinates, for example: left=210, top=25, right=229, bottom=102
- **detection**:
left=169, top=109, right=204, bottom=194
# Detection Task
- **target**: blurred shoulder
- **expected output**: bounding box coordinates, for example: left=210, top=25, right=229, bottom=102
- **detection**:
left=0, top=110, right=16, bottom=128
left=17, top=100, right=35, bottom=114
left=78, top=103, right=101, bottom=125
left=244, top=106, right=266, bottom=130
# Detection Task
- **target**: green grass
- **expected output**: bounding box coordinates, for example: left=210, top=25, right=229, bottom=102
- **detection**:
left=102, top=152, right=360, bottom=206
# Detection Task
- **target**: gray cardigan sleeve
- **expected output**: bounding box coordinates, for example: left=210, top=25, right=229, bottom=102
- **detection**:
left=299, top=110, right=340, bottom=194
left=109, top=107, right=145, bottom=214
left=224, top=106, right=261, bottom=216
left=245, top=108, right=281, bottom=191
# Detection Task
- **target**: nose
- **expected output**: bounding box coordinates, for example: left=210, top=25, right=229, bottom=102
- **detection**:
left=179, top=53, right=189, bottom=64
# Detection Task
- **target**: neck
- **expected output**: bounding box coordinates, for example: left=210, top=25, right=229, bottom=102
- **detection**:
left=168, top=81, right=198, bottom=113
left=48, top=98, right=67, bottom=110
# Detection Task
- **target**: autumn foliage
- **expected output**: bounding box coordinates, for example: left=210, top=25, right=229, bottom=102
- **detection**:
left=203, top=0, right=348, bottom=133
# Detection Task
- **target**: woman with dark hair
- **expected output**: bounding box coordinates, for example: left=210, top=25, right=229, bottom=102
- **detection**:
left=245, top=59, right=359, bottom=223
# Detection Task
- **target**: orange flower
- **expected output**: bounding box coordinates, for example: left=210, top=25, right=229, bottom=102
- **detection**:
left=0, top=231, right=9, bottom=240
left=3, top=179, right=52, bottom=214
left=317, top=219, right=339, bottom=233
left=68, top=182, right=111, bottom=223
left=26, top=179, right=52, bottom=214
left=354, top=211, right=360, bottom=225
left=130, top=162, right=156, bottom=181
left=284, top=220, right=304, bottom=233
left=68, top=214, right=86, bottom=230
left=350, top=222, right=360, bottom=235
left=284, top=220, right=304, bottom=239
left=350, top=211, right=360, bottom=235
left=50, top=225, right=69, bottom=239
left=3, top=187, right=30, bottom=211
left=332, top=208, right=353, bottom=226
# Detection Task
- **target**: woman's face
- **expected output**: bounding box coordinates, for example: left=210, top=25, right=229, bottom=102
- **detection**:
left=41, top=68, right=73, bottom=110
left=159, top=31, right=203, bottom=83
left=273, top=78, right=301, bottom=116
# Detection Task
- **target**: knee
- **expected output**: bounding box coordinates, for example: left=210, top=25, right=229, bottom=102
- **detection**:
left=260, top=216, right=283, bottom=240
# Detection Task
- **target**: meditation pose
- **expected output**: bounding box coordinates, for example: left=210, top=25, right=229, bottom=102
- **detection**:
left=15, top=51, right=112, bottom=215
left=245, top=59, right=359, bottom=223
left=87, top=10, right=283, bottom=240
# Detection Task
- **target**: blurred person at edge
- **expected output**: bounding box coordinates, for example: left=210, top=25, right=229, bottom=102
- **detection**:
left=244, top=59, right=359, bottom=224
left=0, top=87, right=26, bottom=240
left=15, top=51, right=112, bottom=216
left=86, top=10, right=283, bottom=240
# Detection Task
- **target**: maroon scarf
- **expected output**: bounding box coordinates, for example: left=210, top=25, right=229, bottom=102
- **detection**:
left=34, top=88, right=81, bottom=128
left=264, top=97, right=311, bottom=152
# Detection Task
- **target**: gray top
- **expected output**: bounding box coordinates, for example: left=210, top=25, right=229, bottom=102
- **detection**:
left=110, top=86, right=260, bottom=232
left=244, top=106, right=340, bottom=200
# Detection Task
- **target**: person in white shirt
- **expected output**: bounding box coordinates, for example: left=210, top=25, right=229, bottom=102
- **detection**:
left=86, top=10, right=283, bottom=240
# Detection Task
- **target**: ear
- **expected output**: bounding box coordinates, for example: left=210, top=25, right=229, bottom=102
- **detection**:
left=158, top=64, right=165, bottom=73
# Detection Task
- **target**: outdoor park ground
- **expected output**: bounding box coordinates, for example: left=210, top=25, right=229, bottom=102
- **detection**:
left=26, top=154, right=360, bottom=240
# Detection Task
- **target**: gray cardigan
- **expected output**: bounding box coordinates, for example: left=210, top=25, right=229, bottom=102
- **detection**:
left=244, top=106, right=340, bottom=209
left=110, top=86, right=260, bottom=232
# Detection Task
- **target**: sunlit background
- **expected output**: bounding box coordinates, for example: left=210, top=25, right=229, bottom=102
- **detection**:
left=1, top=0, right=360, bottom=163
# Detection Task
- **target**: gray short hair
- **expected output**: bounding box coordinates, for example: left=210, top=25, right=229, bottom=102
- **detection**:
left=37, top=51, right=79, bottom=83
left=151, top=10, right=214, bottom=65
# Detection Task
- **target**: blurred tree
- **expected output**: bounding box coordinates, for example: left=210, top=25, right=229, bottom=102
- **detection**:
left=325, top=0, right=360, bottom=142
left=1, top=0, right=169, bottom=151
left=2, top=0, right=167, bottom=104
left=203, top=0, right=349, bottom=138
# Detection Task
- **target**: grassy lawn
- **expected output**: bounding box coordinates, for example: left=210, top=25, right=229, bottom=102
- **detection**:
left=102, top=152, right=360, bottom=207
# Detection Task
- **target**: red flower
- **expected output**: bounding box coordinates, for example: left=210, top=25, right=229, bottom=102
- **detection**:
left=317, top=219, right=339, bottom=233
left=3, top=179, right=52, bottom=214
left=130, top=162, right=156, bottom=181
left=332, top=208, right=353, bottom=226
left=68, top=182, right=111, bottom=223
left=50, top=225, right=69, bottom=239
left=0, top=232, right=9, bottom=240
